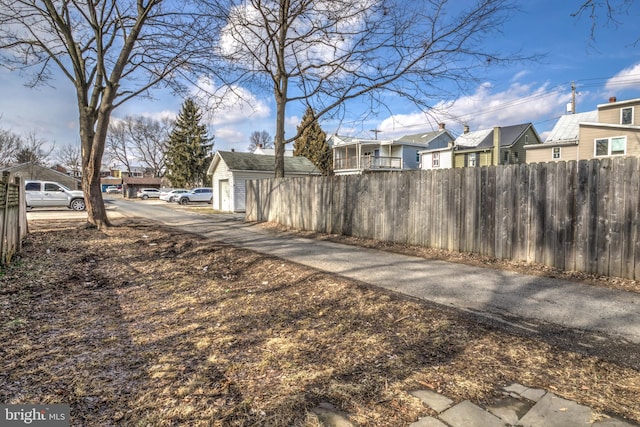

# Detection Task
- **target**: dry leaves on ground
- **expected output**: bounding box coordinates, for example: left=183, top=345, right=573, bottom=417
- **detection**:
left=0, top=219, right=639, bottom=426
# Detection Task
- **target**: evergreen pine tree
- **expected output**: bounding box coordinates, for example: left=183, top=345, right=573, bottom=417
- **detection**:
left=165, top=99, right=214, bottom=187
left=293, top=107, right=332, bottom=175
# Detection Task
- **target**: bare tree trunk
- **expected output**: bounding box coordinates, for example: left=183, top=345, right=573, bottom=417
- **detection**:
left=78, top=98, right=112, bottom=229
left=274, top=95, right=286, bottom=178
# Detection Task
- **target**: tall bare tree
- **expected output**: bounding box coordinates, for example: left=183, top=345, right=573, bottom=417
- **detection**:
left=106, top=115, right=173, bottom=177
left=55, top=143, right=82, bottom=177
left=0, top=1, right=211, bottom=228
left=203, top=0, right=518, bottom=177
left=106, top=120, right=136, bottom=176
left=129, top=116, right=174, bottom=177
left=248, top=130, right=273, bottom=152
left=572, top=0, right=638, bottom=45
left=0, top=127, right=21, bottom=166
left=15, top=132, right=54, bottom=165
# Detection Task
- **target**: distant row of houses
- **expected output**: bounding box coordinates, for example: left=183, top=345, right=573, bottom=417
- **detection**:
left=329, top=96, right=640, bottom=174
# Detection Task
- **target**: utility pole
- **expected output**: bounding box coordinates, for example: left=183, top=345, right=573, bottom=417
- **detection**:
left=571, top=81, right=576, bottom=114
left=369, top=129, right=382, bottom=140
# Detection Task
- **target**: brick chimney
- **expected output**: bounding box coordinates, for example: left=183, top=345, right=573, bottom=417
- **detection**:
left=463, top=125, right=470, bottom=134
left=609, top=96, right=617, bottom=103
left=438, top=123, right=446, bottom=130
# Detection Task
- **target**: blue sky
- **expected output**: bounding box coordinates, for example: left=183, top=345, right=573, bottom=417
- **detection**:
left=1, top=0, right=639, bottom=155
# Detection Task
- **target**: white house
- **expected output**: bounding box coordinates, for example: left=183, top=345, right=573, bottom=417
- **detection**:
left=207, top=150, right=320, bottom=212
left=419, top=144, right=455, bottom=170
left=330, top=125, right=455, bottom=175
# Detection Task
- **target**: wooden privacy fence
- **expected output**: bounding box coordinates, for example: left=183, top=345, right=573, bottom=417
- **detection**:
left=246, top=157, right=640, bottom=280
left=0, top=172, right=27, bottom=266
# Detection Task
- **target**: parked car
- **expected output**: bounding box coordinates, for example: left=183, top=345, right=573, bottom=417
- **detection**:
left=136, top=188, right=161, bottom=199
left=25, top=180, right=85, bottom=211
left=105, top=185, right=120, bottom=194
left=159, top=189, right=189, bottom=202
left=176, top=187, right=213, bottom=205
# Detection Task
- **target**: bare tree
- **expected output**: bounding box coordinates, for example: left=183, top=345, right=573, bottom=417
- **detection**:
left=55, top=144, right=82, bottom=177
left=106, top=120, right=136, bottom=176
left=202, top=0, right=518, bottom=177
left=106, top=115, right=174, bottom=177
left=0, top=1, right=212, bottom=228
left=15, top=132, right=54, bottom=165
left=130, top=116, right=174, bottom=177
left=0, top=127, right=21, bottom=166
left=248, top=130, right=273, bottom=152
left=572, top=0, right=637, bottom=45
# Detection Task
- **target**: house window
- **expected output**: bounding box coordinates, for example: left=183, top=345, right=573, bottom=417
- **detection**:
left=432, top=152, right=440, bottom=168
left=595, top=136, right=626, bottom=157
left=621, top=107, right=633, bottom=125
left=503, top=151, right=509, bottom=164
left=416, top=150, right=420, bottom=163
left=468, top=153, right=477, bottom=167
left=552, top=147, right=561, bottom=159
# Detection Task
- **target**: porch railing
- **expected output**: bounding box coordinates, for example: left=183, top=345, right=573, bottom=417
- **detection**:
left=334, top=156, right=402, bottom=171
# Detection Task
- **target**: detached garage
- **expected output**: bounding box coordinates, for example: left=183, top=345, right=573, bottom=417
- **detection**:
left=208, top=150, right=319, bottom=212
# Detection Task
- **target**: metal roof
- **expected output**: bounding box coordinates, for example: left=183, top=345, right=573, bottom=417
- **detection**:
left=544, top=111, right=598, bottom=143
left=454, top=128, right=493, bottom=148
left=454, top=123, right=534, bottom=149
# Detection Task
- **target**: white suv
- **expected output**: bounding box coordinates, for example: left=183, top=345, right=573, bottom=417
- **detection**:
left=25, top=180, right=86, bottom=211
left=176, top=187, right=213, bottom=205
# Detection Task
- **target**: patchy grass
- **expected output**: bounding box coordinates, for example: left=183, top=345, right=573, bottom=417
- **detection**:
left=1, top=218, right=639, bottom=426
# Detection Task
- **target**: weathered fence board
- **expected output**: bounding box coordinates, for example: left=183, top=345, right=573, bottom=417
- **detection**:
left=0, top=173, right=27, bottom=266
left=245, top=157, right=640, bottom=280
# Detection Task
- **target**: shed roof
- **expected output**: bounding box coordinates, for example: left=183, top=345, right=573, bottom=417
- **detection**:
left=123, top=177, right=163, bottom=185
left=212, top=151, right=320, bottom=174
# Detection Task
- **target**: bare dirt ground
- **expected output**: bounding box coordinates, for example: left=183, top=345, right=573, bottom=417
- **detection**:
left=1, top=217, right=639, bottom=426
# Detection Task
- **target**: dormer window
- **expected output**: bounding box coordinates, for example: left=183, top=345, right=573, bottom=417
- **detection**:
left=621, top=107, right=633, bottom=125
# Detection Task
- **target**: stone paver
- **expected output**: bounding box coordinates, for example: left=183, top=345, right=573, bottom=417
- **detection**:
left=486, top=396, right=533, bottom=425
left=439, top=400, right=506, bottom=427
left=410, top=390, right=454, bottom=413
left=311, top=407, right=354, bottom=427
left=408, top=416, right=449, bottom=427
left=518, top=392, right=594, bottom=427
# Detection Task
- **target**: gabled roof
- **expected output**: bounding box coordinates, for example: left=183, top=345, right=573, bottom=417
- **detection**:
left=253, top=147, right=293, bottom=157
left=208, top=151, right=320, bottom=175
left=123, top=177, right=162, bottom=185
left=395, top=130, right=455, bottom=149
left=329, top=130, right=454, bottom=149
left=544, top=111, right=598, bottom=143
left=455, top=123, right=536, bottom=149
left=455, top=128, right=493, bottom=148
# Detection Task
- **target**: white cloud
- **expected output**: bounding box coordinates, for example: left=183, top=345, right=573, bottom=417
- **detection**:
left=376, top=80, right=569, bottom=137
left=605, top=63, right=640, bottom=92
left=190, top=76, right=271, bottom=126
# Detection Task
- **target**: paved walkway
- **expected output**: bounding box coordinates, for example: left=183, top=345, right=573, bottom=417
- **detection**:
left=149, top=211, right=640, bottom=346
left=312, top=383, right=639, bottom=427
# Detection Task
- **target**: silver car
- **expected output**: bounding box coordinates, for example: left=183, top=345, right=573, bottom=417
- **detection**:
left=159, top=189, right=189, bottom=202
left=136, top=188, right=161, bottom=199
